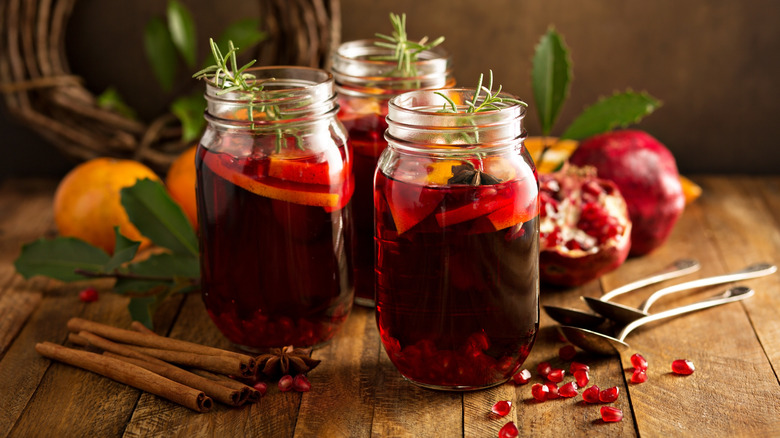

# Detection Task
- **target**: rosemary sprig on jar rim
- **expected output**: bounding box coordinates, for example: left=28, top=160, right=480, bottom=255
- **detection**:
left=192, top=39, right=302, bottom=152
left=373, top=12, right=445, bottom=77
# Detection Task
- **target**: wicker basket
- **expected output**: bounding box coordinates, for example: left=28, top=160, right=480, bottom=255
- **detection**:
left=0, top=0, right=341, bottom=172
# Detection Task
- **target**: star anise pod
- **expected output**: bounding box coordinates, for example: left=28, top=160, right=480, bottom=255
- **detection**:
left=447, top=162, right=502, bottom=186
left=255, top=345, right=321, bottom=379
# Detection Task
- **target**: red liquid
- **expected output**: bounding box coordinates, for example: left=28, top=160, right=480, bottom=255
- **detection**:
left=374, top=162, right=539, bottom=389
left=338, top=103, right=389, bottom=305
left=196, top=142, right=354, bottom=350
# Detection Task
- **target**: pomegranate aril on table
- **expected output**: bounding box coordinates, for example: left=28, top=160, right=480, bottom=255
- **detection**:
left=582, top=385, right=601, bottom=403
left=253, top=382, right=268, bottom=396
left=531, top=383, right=549, bottom=402
left=559, top=344, right=577, bottom=360
left=574, top=369, right=590, bottom=387
left=599, top=386, right=619, bottom=403
left=491, top=400, right=512, bottom=417
left=600, top=406, right=623, bottom=423
left=512, top=368, right=532, bottom=385
left=498, top=421, right=519, bottom=438
left=671, top=359, right=695, bottom=375
left=537, top=361, right=552, bottom=378
left=631, top=369, right=648, bottom=384
left=569, top=361, right=589, bottom=373
left=278, top=375, right=294, bottom=392
left=630, top=353, right=648, bottom=371
left=545, top=382, right=560, bottom=400
left=547, top=368, right=565, bottom=383
left=559, top=381, right=579, bottom=398
left=78, top=287, right=99, bottom=302
left=293, top=374, right=312, bottom=392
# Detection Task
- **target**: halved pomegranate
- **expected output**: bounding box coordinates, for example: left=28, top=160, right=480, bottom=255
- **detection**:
left=539, top=165, right=632, bottom=287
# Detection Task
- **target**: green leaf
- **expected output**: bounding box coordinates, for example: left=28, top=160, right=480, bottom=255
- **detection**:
left=205, top=19, right=266, bottom=68
left=104, top=227, right=140, bottom=272
left=14, top=237, right=110, bottom=282
left=167, top=0, right=197, bottom=68
left=532, top=28, right=572, bottom=136
left=171, top=92, right=207, bottom=142
left=128, top=295, right=163, bottom=329
left=120, top=179, right=199, bottom=257
left=144, top=17, right=178, bottom=91
left=96, top=87, right=137, bottom=120
left=560, top=90, right=662, bottom=140
left=127, top=252, right=200, bottom=279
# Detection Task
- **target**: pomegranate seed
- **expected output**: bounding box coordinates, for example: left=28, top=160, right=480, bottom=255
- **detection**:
left=531, top=383, right=549, bottom=402
left=278, top=375, right=293, bottom=392
left=631, top=353, right=648, bottom=371
left=537, top=361, right=552, bottom=378
left=582, top=385, right=601, bottom=403
left=671, top=359, right=695, bottom=375
left=545, top=382, right=559, bottom=400
left=252, top=382, right=268, bottom=396
left=512, top=368, right=532, bottom=385
left=498, top=421, right=519, bottom=438
left=547, top=368, right=565, bottom=383
left=599, top=386, right=619, bottom=403
left=570, top=361, right=590, bottom=374
left=600, top=406, right=623, bottom=423
left=559, top=345, right=577, bottom=360
left=559, top=381, right=579, bottom=398
left=574, top=369, right=590, bottom=387
left=78, top=287, right=99, bottom=303
left=491, top=400, right=512, bottom=417
left=293, top=374, right=311, bottom=392
left=631, top=369, right=648, bottom=384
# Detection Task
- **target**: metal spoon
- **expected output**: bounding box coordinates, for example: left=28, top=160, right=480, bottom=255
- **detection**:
left=560, top=286, right=754, bottom=355
left=583, top=262, right=776, bottom=324
left=543, top=259, right=700, bottom=327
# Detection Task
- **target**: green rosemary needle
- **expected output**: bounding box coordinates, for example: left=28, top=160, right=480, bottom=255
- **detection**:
left=435, top=70, right=528, bottom=114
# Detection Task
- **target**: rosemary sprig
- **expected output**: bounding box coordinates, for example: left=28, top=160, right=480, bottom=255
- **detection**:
left=435, top=70, right=528, bottom=114
left=373, top=13, right=445, bottom=77
left=193, top=39, right=303, bottom=152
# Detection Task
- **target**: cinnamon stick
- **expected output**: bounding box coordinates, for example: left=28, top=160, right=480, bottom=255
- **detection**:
left=188, top=368, right=259, bottom=404
left=69, top=331, right=245, bottom=406
left=66, top=318, right=256, bottom=377
left=119, top=344, right=249, bottom=377
left=130, top=321, right=155, bottom=335
left=35, top=342, right=212, bottom=413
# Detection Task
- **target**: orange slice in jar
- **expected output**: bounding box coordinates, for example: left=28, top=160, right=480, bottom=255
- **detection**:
left=384, top=179, right=445, bottom=235
left=204, top=153, right=343, bottom=208
left=268, top=151, right=346, bottom=186
left=486, top=199, right=538, bottom=231
left=435, top=190, right=515, bottom=228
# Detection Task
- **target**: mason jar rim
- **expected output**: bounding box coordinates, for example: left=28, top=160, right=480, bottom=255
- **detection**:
left=205, top=65, right=335, bottom=105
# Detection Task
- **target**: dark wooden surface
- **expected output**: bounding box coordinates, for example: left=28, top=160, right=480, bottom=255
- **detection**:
left=1, top=176, right=779, bottom=437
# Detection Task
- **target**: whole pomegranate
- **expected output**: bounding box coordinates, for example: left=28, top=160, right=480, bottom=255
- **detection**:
left=568, top=130, right=685, bottom=255
left=539, top=165, right=632, bottom=287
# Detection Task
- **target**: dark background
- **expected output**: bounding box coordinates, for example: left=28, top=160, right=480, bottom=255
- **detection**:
left=2, top=0, right=779, bottom=179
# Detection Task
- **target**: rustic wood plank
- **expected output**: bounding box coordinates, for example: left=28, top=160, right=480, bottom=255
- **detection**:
left=294, top=306, right=380, bottom=437
left=620, top=176, right=780, bottom=436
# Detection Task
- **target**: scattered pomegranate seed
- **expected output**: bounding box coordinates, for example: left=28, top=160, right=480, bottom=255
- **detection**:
left=293, top=374, right=311, bottom=392
left=278, top=375, right=294, bottom=392
left=631, top=353, right=648, bottom=371
left=600, top=406, right=623, bottom=423
left=559, top=345, right=577, bottom=360
left=78, top=287, right=99, bottom=302
left=512, top=368, right=532, bottom=385
left=599, top=386, right=619, bottom=403
left=498, top=421, right=519, bottom=438
left=491, top=400, right=512, bottom=417
left=547, top=368, right=565, bottom=383
left=559, top=381, right=579, bottom=398
left=631, top=369, right=648, bottom=384
left=537, top=361, right=552, bottom=378
left=671, top=359, right=695, bottom=375
left=570, top=361, right=590, bottom=374
left=574, top=369, right=590, bottom=387
left=252, top=382, right=267, bottom=396
left=531, top=383, right=549, bottom=402
left=545, top=382, right=560, bottom=400
left=582, top=385, right=601, bottom=403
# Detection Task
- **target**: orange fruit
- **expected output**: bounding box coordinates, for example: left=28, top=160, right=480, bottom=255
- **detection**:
left=53, top=158, right=161, bottom=254
left=165, top=146, right=198, bottom=229
left=680, top=175, right=703, bottom=205
left=523, top=136, right=580, bottom=174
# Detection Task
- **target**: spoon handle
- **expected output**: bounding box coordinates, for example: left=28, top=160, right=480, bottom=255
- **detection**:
left=600, top=259, right=701, bottom=302
left=638, top=262, right=776, bottom=312
left=617, top=286, right=755, bottom=342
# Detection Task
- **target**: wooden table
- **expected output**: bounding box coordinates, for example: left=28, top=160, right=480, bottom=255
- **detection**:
left=1, top=176, right=779, bottom=437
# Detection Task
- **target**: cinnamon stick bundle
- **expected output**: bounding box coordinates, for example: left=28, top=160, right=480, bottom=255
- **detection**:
left=68, top=332, right=245, bottom=406
left=35, top=342, right=212, bottom=413
left=67, top=317, right=256, bottom=377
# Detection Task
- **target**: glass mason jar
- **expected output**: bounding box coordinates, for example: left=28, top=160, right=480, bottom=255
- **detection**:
left=331, top=39, right=455, bottom=307
left=195, top=66, right=354, bottom=350
left=374, top=89, right=540, bottom=390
